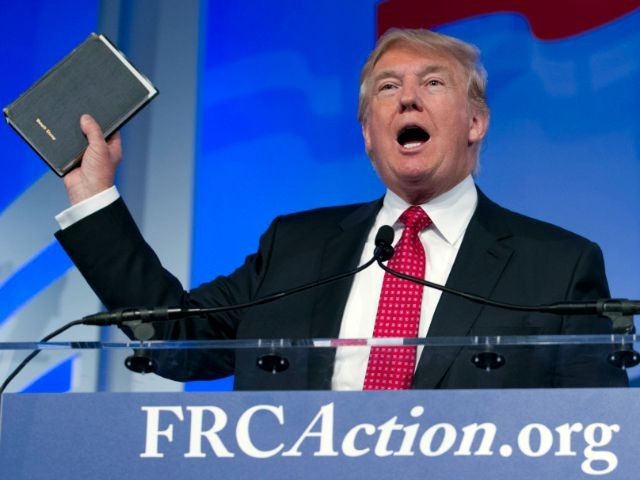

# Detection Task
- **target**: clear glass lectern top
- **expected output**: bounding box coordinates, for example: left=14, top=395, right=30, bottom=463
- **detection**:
left=0, top=334, right=636, bottom=393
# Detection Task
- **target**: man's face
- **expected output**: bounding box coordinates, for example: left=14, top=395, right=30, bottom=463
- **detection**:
left=362, top=45, right=488, bottom=204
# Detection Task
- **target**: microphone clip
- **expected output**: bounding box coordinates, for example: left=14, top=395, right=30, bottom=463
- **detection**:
left=373, top=225, right=395, bottom=262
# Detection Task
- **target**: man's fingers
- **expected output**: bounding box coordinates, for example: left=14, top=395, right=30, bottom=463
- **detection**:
left=106, top=131, right=122, bottom=152
left=106, top=130, right=121, bottom=145
left=106, top=135, right=123, bottom=165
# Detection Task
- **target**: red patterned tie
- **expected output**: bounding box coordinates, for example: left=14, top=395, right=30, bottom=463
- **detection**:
left=363, top=206, right=431, bottom=390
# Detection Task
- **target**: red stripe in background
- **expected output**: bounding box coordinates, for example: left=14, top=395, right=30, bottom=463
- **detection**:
left=377, top=0, right=640, bottom=40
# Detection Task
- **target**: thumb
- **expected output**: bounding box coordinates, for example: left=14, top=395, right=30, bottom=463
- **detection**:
left=80, top=113, right=104, bottom=143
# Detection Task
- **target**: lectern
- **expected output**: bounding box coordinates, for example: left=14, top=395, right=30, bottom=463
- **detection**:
left=0, top=335, right=637, bottom=479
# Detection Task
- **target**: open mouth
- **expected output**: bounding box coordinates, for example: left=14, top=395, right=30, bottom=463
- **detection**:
left=397, top=125, right=430, bottom=149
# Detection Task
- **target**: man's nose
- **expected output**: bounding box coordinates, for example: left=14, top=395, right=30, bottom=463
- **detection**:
left=399, top=83, right=423, bottom=112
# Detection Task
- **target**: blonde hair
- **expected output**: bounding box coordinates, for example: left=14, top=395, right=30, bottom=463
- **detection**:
left=358, top=28, right=488, bottom=124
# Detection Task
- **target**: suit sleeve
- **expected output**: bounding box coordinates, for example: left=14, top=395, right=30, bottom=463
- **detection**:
left=553, top=241, right=629, bottom=387
left=55, top=198, right=279, bottom=381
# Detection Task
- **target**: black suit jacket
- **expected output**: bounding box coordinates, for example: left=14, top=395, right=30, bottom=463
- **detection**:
left=55, top=189, right=627, bottom=389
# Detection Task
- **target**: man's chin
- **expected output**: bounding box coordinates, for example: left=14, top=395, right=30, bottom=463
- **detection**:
left=388, top=178, right=438, bottom=205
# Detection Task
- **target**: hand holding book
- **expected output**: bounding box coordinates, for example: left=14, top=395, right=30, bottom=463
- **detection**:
left=63, top=114, right=122, bottom=205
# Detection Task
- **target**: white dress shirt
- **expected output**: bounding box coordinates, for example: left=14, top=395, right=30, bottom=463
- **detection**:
left=331, top=176, right=478, bottom=390
left=56, top=176, right=478, bottom=391
left=55, top=186, right=120, bottom=229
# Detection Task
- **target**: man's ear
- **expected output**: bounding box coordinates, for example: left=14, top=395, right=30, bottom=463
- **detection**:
left=362, top=120, right=372, bottom=155
left=468, top=108, right=489, bottom=145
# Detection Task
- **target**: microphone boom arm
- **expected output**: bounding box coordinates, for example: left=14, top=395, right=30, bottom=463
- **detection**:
left=376, top=259, right=637, bottom=333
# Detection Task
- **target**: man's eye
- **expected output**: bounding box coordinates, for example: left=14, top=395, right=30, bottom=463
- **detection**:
left=426, top=79, right=443, bottom=87
left=379, top=83, right=397, bottom=91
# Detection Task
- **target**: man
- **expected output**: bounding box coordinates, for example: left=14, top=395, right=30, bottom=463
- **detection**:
left=55, top=29, right=627, bottom=389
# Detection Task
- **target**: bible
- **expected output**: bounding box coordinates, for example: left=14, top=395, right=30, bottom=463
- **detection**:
left=3, top=33, right=158, bottom=176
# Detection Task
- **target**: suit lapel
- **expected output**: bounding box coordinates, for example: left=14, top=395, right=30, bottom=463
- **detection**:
left=413, top=190, right=514, bottom=388
left=308, top=199, right=382, bottom=338
left=306, top=199, right=382, bottom=389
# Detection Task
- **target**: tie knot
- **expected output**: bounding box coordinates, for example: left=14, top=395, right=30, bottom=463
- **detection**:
left=399, top=206, right=431, bottom=233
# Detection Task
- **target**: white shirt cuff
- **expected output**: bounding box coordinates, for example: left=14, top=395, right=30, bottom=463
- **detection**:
left=56, top=186, right=120, bottom=230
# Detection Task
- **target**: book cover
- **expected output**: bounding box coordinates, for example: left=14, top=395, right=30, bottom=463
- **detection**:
left=3, top=33, right=158, bottom=176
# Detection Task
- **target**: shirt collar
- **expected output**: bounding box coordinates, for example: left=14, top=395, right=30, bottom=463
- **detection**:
left=380, top=175, right=478, bottom=245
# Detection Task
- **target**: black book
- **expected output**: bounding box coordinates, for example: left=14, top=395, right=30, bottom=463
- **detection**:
left=3, top=33, right=158, bottom=176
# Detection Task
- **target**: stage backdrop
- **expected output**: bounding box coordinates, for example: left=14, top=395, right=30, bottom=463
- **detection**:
left=0, top=0, right=638, bottom=393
